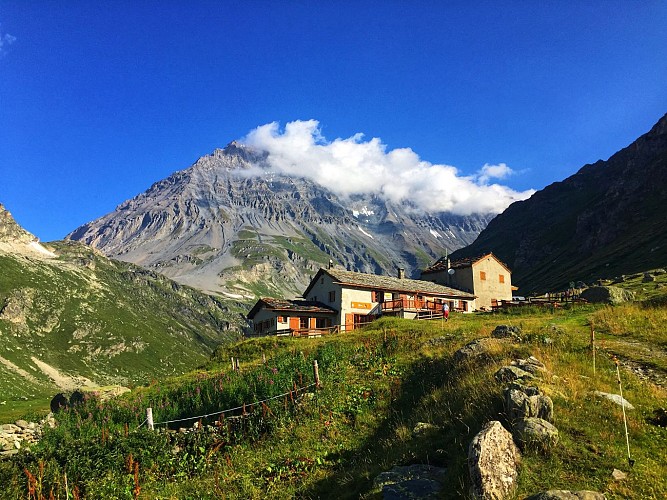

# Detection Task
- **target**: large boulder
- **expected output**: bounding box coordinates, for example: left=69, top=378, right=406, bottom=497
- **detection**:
left=468, top=421, right=521, bottom=499
left=513, top=418, right=559, bottom=451
left=50, top=393, right=69, bottom=413
left=580, top=286, right=634, bottom=305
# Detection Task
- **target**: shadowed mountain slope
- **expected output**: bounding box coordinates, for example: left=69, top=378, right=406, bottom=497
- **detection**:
left=450, top=113, right=667, bottom=293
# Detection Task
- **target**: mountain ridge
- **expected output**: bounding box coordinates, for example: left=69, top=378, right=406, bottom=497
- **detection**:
left=68, top=143, right=494, bottom=299
left=451, top=113, right=667, bottom=293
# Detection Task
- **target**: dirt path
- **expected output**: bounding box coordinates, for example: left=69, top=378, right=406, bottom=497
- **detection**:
left=600, top=338, right=667, bottom=389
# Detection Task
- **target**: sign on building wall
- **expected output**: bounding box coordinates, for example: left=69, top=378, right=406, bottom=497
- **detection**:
left=351, top=302, right=372, bottom=310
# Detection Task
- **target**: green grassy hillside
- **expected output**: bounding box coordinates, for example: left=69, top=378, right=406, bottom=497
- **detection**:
left=2, top=293, right=665, bottom=499
left=0, top=240, right=242, bottom=418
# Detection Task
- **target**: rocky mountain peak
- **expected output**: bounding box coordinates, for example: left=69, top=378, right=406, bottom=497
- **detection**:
left=0, top=203, right=57, bottom=258
left=67, top=146, right=493, bottom=299
left=0, top=203, right=36, bottom=244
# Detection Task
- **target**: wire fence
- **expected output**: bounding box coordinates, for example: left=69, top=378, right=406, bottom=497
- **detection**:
left=138, top=359, right=322, bottom=430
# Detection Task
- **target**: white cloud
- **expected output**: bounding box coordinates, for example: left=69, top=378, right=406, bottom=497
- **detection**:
left=476, top=163, right=513, bottom=184
left=241, top=120, right=535, bottom=215
left=0, top=24, right=16, bottom=58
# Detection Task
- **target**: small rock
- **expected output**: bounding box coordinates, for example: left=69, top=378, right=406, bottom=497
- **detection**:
left=412, top=422, right=440, bottom=437
left=594, top=391, right=635, bottom=410
left=495, top=366, right=535, bottom=383
left=453, top=338, right=504, bottom=364
left=525, top=490, right=605, bottom=500
left=491, top=325, right=522, bottom=340
left=15, top=420, right=29, bottom=429
left=611, top=468, right=627, bottom=481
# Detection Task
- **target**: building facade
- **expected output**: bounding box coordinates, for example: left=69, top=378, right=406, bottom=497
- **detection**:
left=247, top=266, right=476, bottom=336
left=421, top=253, right=513, bottom=311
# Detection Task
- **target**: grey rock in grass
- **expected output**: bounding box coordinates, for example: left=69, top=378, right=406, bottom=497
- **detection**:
left=611, top=468, right=627, bottom=481
left=453, top=338, right=502, bottom=364
left=491, top=325, right=522, bottom=341
left=512, top=357, right=547, bottom=375
left=513, top=418, right=559, bottom=451
left=505, top=388, right=553, bottom=424
left=525, top=490, right=605, bottom=500
left=580, top=286, right=634, bottom=305
left=468, top=421, right=520, bottom=500
left=373, top=464, right=447, bottom=499
left=412, top=422, right=441, bottom=437
left=495, top=366, right=535, bottom=383
left=594, top=391, right=635, bottom=410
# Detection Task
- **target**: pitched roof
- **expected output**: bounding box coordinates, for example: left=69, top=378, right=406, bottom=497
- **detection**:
left=247, top=298, right=337, bottom=319
left=422, top=252, right=511, bottom=275
left=304, top=267, right=475, bottom=299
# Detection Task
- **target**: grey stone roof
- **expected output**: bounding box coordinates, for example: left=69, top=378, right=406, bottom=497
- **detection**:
left=247, top=298, right=336, bottom=319
left=322, top=268, right=475, bottom=299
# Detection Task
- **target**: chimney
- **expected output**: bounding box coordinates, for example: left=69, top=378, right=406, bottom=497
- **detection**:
left=328, top=259, right=334, bottom=269
left=397, top=267, right=405, bottom=279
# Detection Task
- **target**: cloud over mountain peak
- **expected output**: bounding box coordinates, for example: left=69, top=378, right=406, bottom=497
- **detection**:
left=241, top=120, right=534, bottom=215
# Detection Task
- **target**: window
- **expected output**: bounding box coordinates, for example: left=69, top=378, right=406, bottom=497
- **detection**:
left=499, top=274, right=505, bottom=284
left=371, top=290, right=379, bottom=302
left=329, top=290, right=336, bottom=302
left=299, top=317, right=308, bottom=329
left=316, top=317, right=331, bottom=328
left=480, top=271, right=486, bottom=281
left=278, top=316, right=286, bottom=323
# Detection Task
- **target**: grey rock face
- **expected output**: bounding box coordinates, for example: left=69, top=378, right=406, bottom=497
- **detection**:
left=468, top=421, right=521, bottom=500
left=67, top=143, right=493, bottom=298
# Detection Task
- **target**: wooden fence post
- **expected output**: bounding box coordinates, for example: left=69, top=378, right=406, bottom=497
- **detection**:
left=146, top=407, right=154, bottom=430
left=590, top=324, right=596, bottom=376
left=235, top=358, right=240, bottom=371
left=231, top=357, right=235, bottom=371
left=262, top=353, right=266, bottom=365
left=313, top=360, right=321, bottom=388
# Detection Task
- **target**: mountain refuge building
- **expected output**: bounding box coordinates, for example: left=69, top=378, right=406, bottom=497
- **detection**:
left=421, top=253, right=513, bottom=311
left=247, top=266, right=476, bottom=336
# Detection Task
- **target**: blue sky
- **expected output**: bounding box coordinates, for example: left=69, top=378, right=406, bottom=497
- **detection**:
left=1, top=1, right=666, bottom=241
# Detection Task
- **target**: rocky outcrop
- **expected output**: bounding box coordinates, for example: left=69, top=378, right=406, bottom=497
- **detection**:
left=0, top=414, right=55, bottom=458
left=468, top=421, right=521, bottom=499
